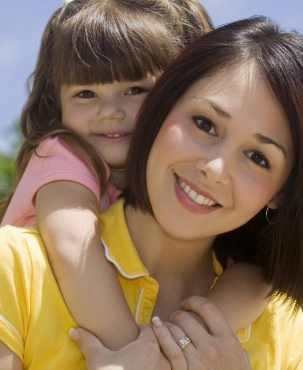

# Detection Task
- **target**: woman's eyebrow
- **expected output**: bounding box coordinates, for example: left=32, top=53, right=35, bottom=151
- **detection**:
left=194, top=97, right=232, bottom=119
left=255, top=133, right=287, bottom=158
left=209, top=101, right=231, bottom=120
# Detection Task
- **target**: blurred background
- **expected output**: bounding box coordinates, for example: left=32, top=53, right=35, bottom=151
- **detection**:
left=1, top=0, right=302, bottom=199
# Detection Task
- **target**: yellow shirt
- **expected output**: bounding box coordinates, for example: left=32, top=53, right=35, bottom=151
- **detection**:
left=0, top=227, right=85, bottom=369
left=101, top=200, right=303, bottom=369
left=0, top=199, right=302, bottom=369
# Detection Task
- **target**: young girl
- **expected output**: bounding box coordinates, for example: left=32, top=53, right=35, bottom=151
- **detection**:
left=0, top=0, right=269, bottom=351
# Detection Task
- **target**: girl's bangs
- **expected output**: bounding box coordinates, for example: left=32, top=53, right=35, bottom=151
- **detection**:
left=51, top=5, right=178, bottom=86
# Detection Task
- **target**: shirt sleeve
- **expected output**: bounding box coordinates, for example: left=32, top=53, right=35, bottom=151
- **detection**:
left=0, top=226, right=33, bottom=360
left=2, top=137, right=108, bottom=226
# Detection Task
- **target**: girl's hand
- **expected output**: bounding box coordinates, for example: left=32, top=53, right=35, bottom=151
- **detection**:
left=152, top=296, right=252, bottom=370
left=70, top=325, right=171, bottom=370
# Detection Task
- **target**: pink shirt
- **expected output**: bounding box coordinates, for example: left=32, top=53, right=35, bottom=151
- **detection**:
left=1, top=137, right=121, bottom=227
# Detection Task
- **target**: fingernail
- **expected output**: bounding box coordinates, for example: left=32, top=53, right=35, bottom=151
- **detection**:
left=180, top=299, right=187, bottom=308
left=69, top=328, right=80, bottom=341
left=152, top=316, right=163, bottom=328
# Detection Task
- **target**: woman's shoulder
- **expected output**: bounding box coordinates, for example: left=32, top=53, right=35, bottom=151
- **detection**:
left=242, top=298, right=303, bottom=368
left=0, top=225, right=46, bottom=276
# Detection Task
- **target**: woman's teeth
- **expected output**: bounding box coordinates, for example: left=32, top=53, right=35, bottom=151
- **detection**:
left=178, top=179, right=217, bottom=206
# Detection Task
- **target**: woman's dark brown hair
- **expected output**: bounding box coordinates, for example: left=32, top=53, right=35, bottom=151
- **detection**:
left=125, top=16, right=303, bottom=308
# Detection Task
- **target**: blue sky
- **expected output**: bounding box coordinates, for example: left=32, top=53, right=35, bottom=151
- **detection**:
left=1, top=0, right=303, bottom=154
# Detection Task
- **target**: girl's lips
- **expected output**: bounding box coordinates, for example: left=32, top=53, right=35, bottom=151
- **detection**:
left=93, top=133, right=132, bottom=143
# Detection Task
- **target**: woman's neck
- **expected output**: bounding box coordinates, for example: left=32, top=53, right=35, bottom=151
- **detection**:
left=124, top=204, right=216, bottom=319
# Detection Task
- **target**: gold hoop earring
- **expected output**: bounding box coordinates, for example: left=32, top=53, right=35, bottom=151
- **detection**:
left=266, top=207, right=277, bottom=225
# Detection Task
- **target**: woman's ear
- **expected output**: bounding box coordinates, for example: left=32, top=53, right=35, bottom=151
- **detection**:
left=267, top=195, right=280, bottom=210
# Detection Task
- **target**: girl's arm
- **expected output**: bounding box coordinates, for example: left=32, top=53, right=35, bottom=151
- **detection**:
left=204, top=263, right=271, bottom=332
left=70, top=326, right=170, bottom=370
left=0, top=341, right=23, bottom=370
left=36, top=181, right=139, bottom=350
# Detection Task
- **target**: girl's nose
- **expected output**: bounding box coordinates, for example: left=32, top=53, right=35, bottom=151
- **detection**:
left=196, top=156, right=231, bottom=185
left=97, top=98, right=126, bottom=121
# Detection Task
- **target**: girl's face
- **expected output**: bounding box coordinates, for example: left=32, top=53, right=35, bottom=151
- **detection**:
left=60, top=75, right=157, bottom=169
left=146, top=62, right=293, bottom=242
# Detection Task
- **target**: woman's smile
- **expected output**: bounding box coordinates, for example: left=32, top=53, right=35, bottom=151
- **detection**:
left=178, top=176, right=218, bottom=206
left=174, top=174, right=220, bottom=214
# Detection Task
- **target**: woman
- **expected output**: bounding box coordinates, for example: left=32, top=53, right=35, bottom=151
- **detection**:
left=0, top=16, right=303, bottom=369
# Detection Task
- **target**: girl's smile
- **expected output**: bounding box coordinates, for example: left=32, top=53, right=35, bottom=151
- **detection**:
left=146, top=62, right=293, bottom=242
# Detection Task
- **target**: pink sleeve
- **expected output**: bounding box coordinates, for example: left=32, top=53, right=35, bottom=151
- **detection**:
left=1, top=137, right=109, bottom=227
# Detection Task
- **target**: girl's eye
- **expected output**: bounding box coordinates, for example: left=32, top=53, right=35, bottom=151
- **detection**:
left=194, top=116, right=217, bottom=136
left=125, top=87, right=149, bottom=95
left=246, top=150, right=271, bottom=170
left=77, top=90, right=97, bottom=99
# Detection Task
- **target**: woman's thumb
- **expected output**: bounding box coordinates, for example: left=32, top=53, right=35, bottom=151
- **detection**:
left=69, top=328, right=108, bottom=357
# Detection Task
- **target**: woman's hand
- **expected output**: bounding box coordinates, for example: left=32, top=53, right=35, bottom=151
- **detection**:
left=152, top=296, right=252, bottom=370
left=70, top=297, right=251, bottom=370
left=70, top=325, right=171, bottom=370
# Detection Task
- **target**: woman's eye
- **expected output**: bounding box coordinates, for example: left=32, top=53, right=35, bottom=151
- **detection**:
left=77, top=90, right=97, bottom=99
left=246, top=150, right=271, bottom=170
left=194, top=116, right=217, bottom=136
left=125, top=87, right=148, bottom=95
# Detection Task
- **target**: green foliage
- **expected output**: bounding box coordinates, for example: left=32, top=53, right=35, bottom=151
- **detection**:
left=0, top=119, right=23, bottom=201
left=0, top=154, right=16, bottom=201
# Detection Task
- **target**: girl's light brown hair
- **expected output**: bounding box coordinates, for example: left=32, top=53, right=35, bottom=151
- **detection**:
left=0, top=0, right=213, bottom=220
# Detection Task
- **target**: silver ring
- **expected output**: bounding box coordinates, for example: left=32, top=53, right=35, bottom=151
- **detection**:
left=178, top=336, right=192, bottom=350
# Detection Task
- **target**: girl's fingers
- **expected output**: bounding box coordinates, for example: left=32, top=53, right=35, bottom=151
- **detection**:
left=152, top=316, right=187, bottom=370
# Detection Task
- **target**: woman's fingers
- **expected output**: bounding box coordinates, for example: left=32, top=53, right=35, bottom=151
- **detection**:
left=168, top=298, right=252, bottom=370
left=69, top=327, right=109, bottom=354
left=179, top=296, right=235, bottom=336
left=169, top=309, right=209, bottom=347
left=152, top=316, right=187, bottom=370
left=69, top=327, right=111, bottom=369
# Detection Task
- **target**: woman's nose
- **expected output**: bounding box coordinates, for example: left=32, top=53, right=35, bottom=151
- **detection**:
left=196, top=156, right=231, bottom=185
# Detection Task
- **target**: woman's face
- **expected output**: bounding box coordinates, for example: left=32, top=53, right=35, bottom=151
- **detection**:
left=146, top=62, right=293, bottom=242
